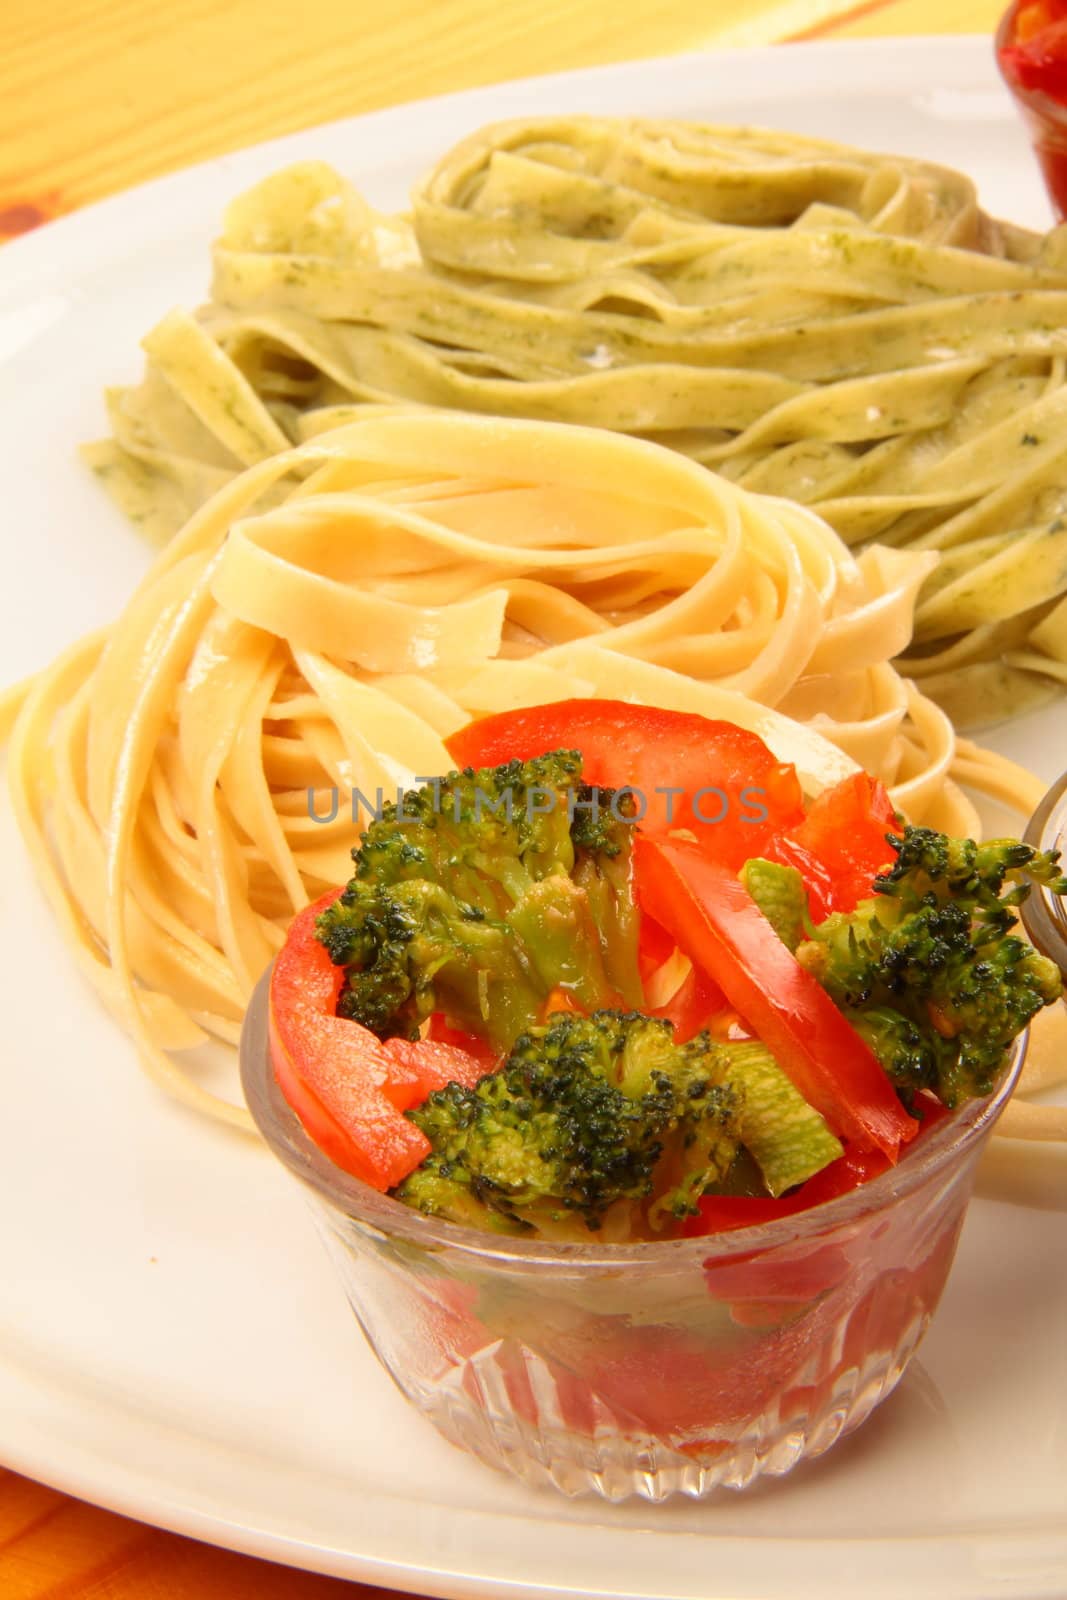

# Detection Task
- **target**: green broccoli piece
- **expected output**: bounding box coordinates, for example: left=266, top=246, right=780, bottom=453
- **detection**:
left=843, top=1006, right=938, bottom=1099
left=714, top=1040, right=843, bottom=1197
left=394, top=1010, right=742, bottom=1238
left=796, top=826, right=1067, bottom=1106
left=739, top=858, right=809, bottom=952
left=316, top=754, right=642, bottom=1049
left=571, top=784, right=644, bottom=1004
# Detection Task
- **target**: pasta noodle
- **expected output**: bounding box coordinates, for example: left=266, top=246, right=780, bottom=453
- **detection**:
left=87, top=119, right=1067, bottom=727
left=7, top=411, right=1038, bottom=1129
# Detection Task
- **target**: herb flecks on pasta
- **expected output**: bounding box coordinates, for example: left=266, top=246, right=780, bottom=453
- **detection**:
left=87, top=121, right=1067, bottom=728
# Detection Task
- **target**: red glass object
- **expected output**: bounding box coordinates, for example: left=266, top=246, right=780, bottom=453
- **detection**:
left=997, top=1, right=1067, bottom=219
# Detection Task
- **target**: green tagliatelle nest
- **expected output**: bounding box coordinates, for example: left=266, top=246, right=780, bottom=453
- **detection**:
left=88, top=117, right=1067, bottom=728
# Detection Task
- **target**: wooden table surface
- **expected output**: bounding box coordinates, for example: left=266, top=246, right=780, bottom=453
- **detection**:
left=0, top=0, right=1006, bottom=1595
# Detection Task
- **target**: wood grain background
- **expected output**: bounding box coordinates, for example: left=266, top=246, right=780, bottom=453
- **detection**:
left=0, top=0, right=1001, bottom=236
left=0, top=0, right=1006, bottom=1593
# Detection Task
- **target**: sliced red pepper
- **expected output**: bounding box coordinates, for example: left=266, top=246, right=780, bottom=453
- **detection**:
left=684, top=1195, right=809, bottom=1236
left=425, top=1014, right=500, bottom=1070
left=384, top=1036, right=494, bottom=1098
left=633, top=835, right=917, bottom=1160
left=685, top=1090, right=948, bottom=1241
left=682, top=1150, right=889, bottom=1241
left=638, top=912, right=677, bottom=982
left=649, top=961, right=727, bottom=1043
left=539, top=987, right=587, bottom=1020
left=912, top=1088, right=952, bottom=1132
left=446, top=699, right=806, bottom=868
left=685, top=1164, right=881, bottom=1308
left=270, top=893, right=488, bottom=1190
left=755, top=773, right=901, bottom=922
left=783, top=772, right=902, bottom=915
left=798, top=1145, right=890, bottom=1205
left=703, top=1242, right=852, bottom=1308
left=760, top=833, right=836, bottom=923
left=522, top=1304, right=836, bottom=1436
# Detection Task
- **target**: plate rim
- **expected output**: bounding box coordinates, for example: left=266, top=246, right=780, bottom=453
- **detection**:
left=2, top=31, right=1065, bottom=1600
left=3, top=1364, right=1066, bottom=1600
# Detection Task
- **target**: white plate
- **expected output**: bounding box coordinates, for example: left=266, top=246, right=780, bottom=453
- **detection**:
left=1, top=35, right=1066, bottom=1600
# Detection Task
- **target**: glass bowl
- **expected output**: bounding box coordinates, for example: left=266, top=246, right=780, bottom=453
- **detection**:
left=996, top=3, right=1067, bottom=220
left=240, top=971, right=1025, bottom=1502
left=1022, top=767, right=1067, bottom=980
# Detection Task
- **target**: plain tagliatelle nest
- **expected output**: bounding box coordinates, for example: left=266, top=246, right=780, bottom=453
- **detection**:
left=1, top=412, right=1053, bottom=1131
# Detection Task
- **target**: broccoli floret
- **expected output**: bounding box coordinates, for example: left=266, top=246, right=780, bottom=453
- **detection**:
left=844, top=1006, right=939, bottom=1098
left=739, top=858, right=808, bottom=952
left=316, top=754, right=642, bottom=1048
left=393, top=1010, right=742, bottom=1237
left=796, top=827, right=1067, bottom=1106
left=571, top=785, right=644, bottom=1003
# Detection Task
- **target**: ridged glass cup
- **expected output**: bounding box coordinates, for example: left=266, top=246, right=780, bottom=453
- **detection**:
left=241, top=975, right=1024, bottom=1501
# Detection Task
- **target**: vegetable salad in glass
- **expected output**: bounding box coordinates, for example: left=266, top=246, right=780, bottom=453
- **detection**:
left=242, top=701, right=1064, bottom=1498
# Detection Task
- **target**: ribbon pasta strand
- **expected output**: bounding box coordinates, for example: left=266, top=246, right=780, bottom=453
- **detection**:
left=86, top=119, right=1067, bottom=726
left=7, top=413, right=1053, bottom=1137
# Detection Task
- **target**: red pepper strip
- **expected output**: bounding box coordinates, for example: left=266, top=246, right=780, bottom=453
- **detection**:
left=384, top=1036, right=493, bottom=1096
left=911, top=1090, right=952, bottom=1134
left=688, top=1179, right=868, bottom=1307
left=686, top=1090, right=948, bottom=1240
left=682, top=1149, right=890, bottom=1241
left=446, top=699, right=806, bottom=867
left=425, top=1013, right=500, bottom=1073
left=633, top=835, right=917, bottom=1160
left=270, top=894, right=487, bottom=1189
left=685, top=1195, right=809, bottom=1235
left=638, top=912, right=676, bottom=982
left=649, top=962, right=727, bottom=1043
left=760, top=833, right=836, bottom=924
left=703, top=1242, right=852, bottom=1307
left=798, top=1145, right=890, bottom=1205
left=686, top=1098, right=952, bottom=1314
left=784, top=772, right=902, bottom=916
left=512, top=1313, right=809, bottom=1436
left=539, top=987, right=587, bottom=1020
left=689, top=1181, right=856, bottom=1307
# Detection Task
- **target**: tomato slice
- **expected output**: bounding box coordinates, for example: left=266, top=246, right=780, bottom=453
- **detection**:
left=269, top=894, right=488, bottom=1189
left=633, top=835, right=917, bottom=1160
left=446, top=699, right=806, bottom=868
